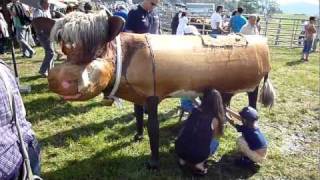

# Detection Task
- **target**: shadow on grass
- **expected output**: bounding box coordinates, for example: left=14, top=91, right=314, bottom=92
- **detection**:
left=286, top=60, right=304, bottom=66
left=20, top=75, right=44, bottom=82
left=25, top=96, right=101, bottom=123
left=40, top=112, right=135, bottom=148
left=28, top=83, right=49, bottom=94
left=42, top=147, right=258, bottom=179
left=39, top=107, right=181, bottom=148
left=206, top=151, right=259, bottom=180
left=42, top=150, right=157, bottom=180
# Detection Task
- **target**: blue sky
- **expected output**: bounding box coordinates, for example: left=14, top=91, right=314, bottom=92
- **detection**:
left=277, top=0, right=319, bottom=15
left=277, top=0, right=318, bottom=5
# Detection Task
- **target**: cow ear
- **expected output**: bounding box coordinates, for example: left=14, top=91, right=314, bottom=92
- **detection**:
left=31, top=17, right=56, bottom=37
left=106, top=16, right=125, bottom=42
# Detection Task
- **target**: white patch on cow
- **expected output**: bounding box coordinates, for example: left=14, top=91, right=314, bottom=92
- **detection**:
left=79, top=68, right=90, bottom=91
left=245, top=35, right=268, bottom=44
left=168, top=90, right=202, bottom=98
left=78, top=59, right=106, bottom=92
left=65, top=43, right=72, bottom=49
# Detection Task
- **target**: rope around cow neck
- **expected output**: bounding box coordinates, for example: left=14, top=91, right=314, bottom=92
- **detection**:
left=107, top=35, right=122, bottom=105
left=145, top=35, right=157, bottom=96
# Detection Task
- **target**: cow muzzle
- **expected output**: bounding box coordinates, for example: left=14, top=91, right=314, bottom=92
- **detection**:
left=48, top=59, right=114, bottom=101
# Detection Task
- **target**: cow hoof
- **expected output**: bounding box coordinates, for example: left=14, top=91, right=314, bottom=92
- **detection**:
left=146, top=160, right=160, bottom=170
left=133, top=134, right=144, bottom=142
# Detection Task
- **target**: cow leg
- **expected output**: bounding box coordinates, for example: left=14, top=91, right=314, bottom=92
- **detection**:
left=247, top=86, right=259, bottom=109
left=146, top=96, right=160, bottom=169
left=134, top=104, right=144, bottom=141
left=221, top=93, right=234, bottom=107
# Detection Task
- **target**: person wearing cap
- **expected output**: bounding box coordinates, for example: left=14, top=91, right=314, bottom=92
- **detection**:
left=228, top=106, right=268, bottom=166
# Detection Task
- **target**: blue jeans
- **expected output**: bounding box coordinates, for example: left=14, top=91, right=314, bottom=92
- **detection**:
left=180, top=98, right=194, bottom=112
left=210, top=29, right=221, bottom=38
left=0, top=37, right=6, bottom=54
left=15, top=27, right=34, bottom=57
left=303, top=40, right=313, bottom=54
left=209, top=139, right=219, bottom=155
left=28, top=137, right=41, bottom=176
left=38, top=33, right=54, bottom=74
left=10, top=137, right=41, bottom=180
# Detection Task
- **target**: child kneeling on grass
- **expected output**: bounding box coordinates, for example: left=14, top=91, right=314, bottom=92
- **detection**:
left=175, top=89, right=226, bottom=176
left=228, top=106, right=268, bottom=166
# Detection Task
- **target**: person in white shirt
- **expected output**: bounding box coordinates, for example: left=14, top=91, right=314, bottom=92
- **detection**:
left=240, top=15, right=259, bottom=35
left=176, top=11, right=188, bottom=35
left=210, top=5, right=227, bottom=35
left=33, top=0, right=54, bottom=77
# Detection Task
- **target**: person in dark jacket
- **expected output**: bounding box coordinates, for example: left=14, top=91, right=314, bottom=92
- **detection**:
left=175, top=89, right=226, bottom=175
left=171, top=10, right=181, bottom=34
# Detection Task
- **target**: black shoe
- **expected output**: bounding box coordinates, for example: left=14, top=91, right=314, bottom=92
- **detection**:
left=133, top=134, right=144, bottom=141
left=38, top=72, right=48, bottom=78
left=234, top=156, right=255, bottom=167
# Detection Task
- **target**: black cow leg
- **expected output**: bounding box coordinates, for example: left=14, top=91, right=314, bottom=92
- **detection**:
left=146, top=96, right=160, bottom=169
left=247, top=87, right=259, bottom=109
left=134, top=104, right=144, bottom=141
left=221, top=93, right=234, bottom=107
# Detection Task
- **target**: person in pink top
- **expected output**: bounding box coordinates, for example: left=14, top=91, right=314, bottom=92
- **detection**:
left=302, top=16, right=317, bottom=62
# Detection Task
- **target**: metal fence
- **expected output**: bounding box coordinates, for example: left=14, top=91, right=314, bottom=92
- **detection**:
left=159, top=11, right=319, bottom=48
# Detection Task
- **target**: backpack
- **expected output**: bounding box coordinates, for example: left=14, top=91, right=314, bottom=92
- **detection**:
left=11, top=2, right=32, bottom=26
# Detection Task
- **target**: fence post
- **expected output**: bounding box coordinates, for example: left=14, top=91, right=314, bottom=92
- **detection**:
left=202, top=21, right=206, bottom=35
left=264, top=16, right=268, bottom=37
left=290, top=19, right=296, bottom=48
left=275, top=19, right=281, bottom=45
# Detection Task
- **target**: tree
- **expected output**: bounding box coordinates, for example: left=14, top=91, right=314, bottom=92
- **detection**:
left=238, top=0, right=261, bottom=14
left=265, top=0, right=282, bottom=14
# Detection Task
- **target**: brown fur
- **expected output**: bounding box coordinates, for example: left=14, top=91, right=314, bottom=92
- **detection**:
left=48, top=33, right=271, bottom=106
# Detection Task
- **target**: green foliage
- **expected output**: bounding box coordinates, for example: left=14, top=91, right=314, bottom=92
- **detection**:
left=238, top=0, right=261, bottom=14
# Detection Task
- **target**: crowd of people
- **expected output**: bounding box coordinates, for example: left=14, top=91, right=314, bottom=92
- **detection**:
left=0, top=0, right=317, bottom=179
left=171, top=6, right=262, bottom=36
left=171, top=5, right=317, bottom=60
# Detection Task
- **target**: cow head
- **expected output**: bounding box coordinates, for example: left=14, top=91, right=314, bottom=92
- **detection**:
left=33, top=12, right=124, bottom=100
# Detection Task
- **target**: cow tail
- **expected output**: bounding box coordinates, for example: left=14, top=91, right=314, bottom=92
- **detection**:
left=259, top=74, right=276, bottom=108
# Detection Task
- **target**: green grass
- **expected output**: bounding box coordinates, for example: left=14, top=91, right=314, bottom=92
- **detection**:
left=1, top=46, right=319, bottom=180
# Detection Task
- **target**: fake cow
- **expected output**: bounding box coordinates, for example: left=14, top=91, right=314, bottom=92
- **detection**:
left=32, top=12, right=275, bottom=169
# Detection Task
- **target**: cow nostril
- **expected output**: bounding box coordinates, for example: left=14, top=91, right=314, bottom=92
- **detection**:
left=62, top=80, right=71, bottom=89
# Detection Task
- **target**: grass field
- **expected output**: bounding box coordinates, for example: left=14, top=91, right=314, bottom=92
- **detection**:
left=1, top=46, right=319, bottom=179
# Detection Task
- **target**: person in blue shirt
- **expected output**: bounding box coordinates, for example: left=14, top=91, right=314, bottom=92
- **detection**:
left=229, top=7, right=247, bottom=33
left=228, top=106, right=268, bottom=166
left=175, top=89, right=226, bottom=176
left=113, top=5, right=128, bottom=22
